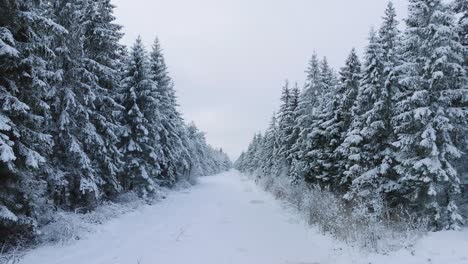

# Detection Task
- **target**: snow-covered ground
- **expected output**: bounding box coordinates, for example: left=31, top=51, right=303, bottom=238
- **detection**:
left=18, top=170, right=468, bottom=264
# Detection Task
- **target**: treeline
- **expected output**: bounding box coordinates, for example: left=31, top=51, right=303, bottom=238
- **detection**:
left=236, top=0, right=467, bottom=231
left=0, top=0, right=231, bottom=244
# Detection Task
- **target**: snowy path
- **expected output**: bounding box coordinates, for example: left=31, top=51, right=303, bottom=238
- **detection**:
left=19, top=170, right=468, bottom=264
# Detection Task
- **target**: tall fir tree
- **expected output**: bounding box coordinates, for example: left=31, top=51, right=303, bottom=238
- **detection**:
left=82, top=0, right=126, bottom=198
left=321, top=49, right=361, bottom=191
left=453, top=0, right=468, bottom=195
left=0, top=0, right=64, bottom=238
left=308, top=57, right=339, bottom=186
left=339, top=30, right=395, bottom=215
left=274, top=81, right=294, bottom=176
left=261, top=113, right=279, bottom=176
left=120, top=37, right=161, bottom=198
left=290, top=54, right=321, bottom=184
left=48, top=0, right=113, bottom=209
left=379, top=2, right=401, bottom=71
left=393, top=0, right=466, bottom=230
left=149, top=38, right=189, bottom=185
left=285, top=83, right=300, bottom=166
left=453, top=0, right=467, bottom=67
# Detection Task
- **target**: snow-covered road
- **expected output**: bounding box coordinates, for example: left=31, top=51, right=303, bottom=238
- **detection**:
left=19, top=170, right=468, bottom=264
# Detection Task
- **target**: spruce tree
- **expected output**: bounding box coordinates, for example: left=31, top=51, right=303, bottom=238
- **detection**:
left=273, top=81, right=292, bottom=175
left=454, top=0, right=467, bottom=67
left=0, top=0, right=63, bottom=235
left=319, top=49, right=361, bottom=191
left=379, top=1, right=404, bottom=206
left=285, top=83, right=300, bottom=166
left=339, top=30, right=394, bottom=214
left=149, top=38, right=189, bottom=185
left=290, top=55, right=322, bottom=184
left=453, top=0, right=468, bottom=191
left=394, top=0, right=466, bottom=229
left=120, top=37, right=160, bottom=198
left=261, top=113, right=279, bottom=176
left=379, top=2, right=401, bottom=71
left=307, top=58, right=338, bottom=186
left=82, top=0, right=126, bottom=198
left=184, top=122, right=230, bottom=177
left=47, top=0, right=111, bottom=209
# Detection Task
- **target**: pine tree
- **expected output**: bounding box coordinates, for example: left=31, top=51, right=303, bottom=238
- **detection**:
left=275, top=81, right=295, bottom=176
left=47, top=0, right=112, bottom=209
left=184, top=122, right=230, bottom=177
left=379, top=2, right=401, bottom=71
left=0, top=0, right=64, bottom=236
left=285, top=83, right=300, bottom=166
left=149, top=38, right=189, bottom=185
left=393, top=0, right=466, bottom=230
left=308, top=57, right=338, bottom=186
left=454, top=0, right=467, bottom=67
left=379, top=1, right=404, bottom=206
left=319, top=49, right=361, bottom=191
left=184, top=123, right=205, bottom=177
left=82, top=0, right=126, bottom=198
left=339, top=30, right=395, bottom=215
left=290, top=55, right=322, bottom=184
left=453, top=0, right=468, bottom=192
left=261, top=113, right=279, bottom=176
left=120, top=37, right=160, bottom=198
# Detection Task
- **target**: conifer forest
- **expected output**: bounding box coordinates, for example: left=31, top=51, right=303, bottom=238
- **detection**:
left=0, top=0, right=467, bottom=263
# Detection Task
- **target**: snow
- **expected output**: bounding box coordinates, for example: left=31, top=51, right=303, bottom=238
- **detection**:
left=0, top=30, right=18, bottom=57
left=17, top=170, right=468, bottom=264
left=0, top=205, right=18, bottom=222
left=0, top=139, right=15, bottom=163
left=0, top=40, right=18, bottom=57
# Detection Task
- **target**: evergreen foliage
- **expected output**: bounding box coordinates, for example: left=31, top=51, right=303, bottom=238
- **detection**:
left=0, top=0, right=231, bottom=245
left=236, top=0, right=467, bottom=231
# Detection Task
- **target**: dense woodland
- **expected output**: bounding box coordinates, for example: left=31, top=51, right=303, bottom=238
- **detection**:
left=0, top=0, right=231, bottom=245
left=236, top=0, right=468, bottom=231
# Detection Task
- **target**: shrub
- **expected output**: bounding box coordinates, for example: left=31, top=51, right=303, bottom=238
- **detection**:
left=252, top=173, right=428, bottom=253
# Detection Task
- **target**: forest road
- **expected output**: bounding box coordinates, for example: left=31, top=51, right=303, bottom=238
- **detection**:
left=20, top=170, right=468, bottom=264
left=19, top=170, right=346, bottom=264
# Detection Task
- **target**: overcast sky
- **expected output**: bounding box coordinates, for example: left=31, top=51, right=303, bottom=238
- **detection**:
left=112, top=0, right=408, bottom=160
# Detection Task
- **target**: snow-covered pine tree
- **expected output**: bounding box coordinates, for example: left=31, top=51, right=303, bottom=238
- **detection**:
left=184, top=122, right=230, bottom=177
left=0, top=0, right=64, bottom=240
left=82, top=0, right=126, bottom=198
left=120, top=37, right=161, bottom=198
left=251, top=133, right=264, bottom=174
left=217, top=148, right=232, bottom=172
left=285, top=83, right=300, bottom=166
left=453, top=0, right=468, bottom=202
left=243, top=133, right=259, bottom=174
left=454, top=0, right=467, bottom=67
left=47, top=0, right=115, bottom=209
left=380, top=2, right=401, bottom=71
left=260, top=113, right=279, bottom=177
left=290, top=53, right=322, bottom=184
left=274, top=81, right=295, bottom=176
left=184, top=122, right=206, bottom=177
left=149, top=37, right=189, bottom=185
left=379, top=1, right=405, bottom=207
left=307, top=57, right=339, bottom=186
left=393, top=0, right=467, bottom=230
left=319, top=49, right=361, bottom=192
left=339, top=29, right=394, bottom=217
left=234, top=151, right=246, bottom=172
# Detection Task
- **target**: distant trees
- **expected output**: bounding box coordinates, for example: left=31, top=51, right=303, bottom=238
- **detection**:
left=236, top=0, right=467, bottom=231
left=0, top=0, right=231, bottom=245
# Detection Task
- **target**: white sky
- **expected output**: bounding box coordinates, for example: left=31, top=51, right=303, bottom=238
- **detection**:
left=112, top=0, right=408, bottom=160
